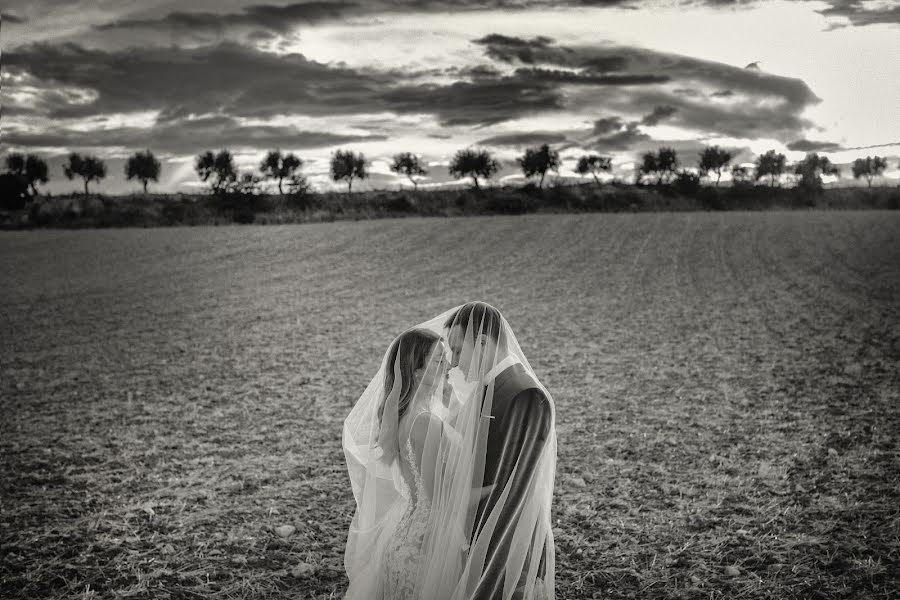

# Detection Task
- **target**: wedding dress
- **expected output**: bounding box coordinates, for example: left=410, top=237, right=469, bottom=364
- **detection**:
left=383, top=413, right=435, bottom=599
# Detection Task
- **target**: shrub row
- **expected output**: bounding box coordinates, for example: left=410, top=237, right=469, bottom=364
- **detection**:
left=2, top=183, right=898, bottom=229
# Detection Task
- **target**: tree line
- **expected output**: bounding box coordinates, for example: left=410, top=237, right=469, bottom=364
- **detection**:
left=636, top=147, right=876, bottom=193
left=0, top=145, right=894, bottom=204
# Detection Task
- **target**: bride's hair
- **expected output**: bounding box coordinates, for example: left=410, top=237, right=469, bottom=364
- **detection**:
left=378, top=328, right=441, bottom=428
left=443, top=301, right=502, bottom=340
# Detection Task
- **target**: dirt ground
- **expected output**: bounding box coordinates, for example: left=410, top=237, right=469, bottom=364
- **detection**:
left=2, top=211, right=898, bottom=599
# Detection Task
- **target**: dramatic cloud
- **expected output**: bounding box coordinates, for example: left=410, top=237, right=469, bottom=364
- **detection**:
left=476, top=132, right=569, bottom=147
left=476, top=38, right=819, bottom=109
left=468, top=35, right=820, bottom=140
left=593, top=121, right=653, bottom=151
left=490, top=43, right=819, bottom=142
left=4, top=40, right=571, bottom=128
left=472, top=34, right=562, bottom=64
left=592, top=117, right=626, bottom=137
left=787, top=139, right=844, bottom=152
left=379, top=78, right=563, bottom=126
left=3, top=32, right=824, bottom=154
left=454, top=64, right=504, bottom=79
left=2, top=114, right=386, bottom=155
left=407, top=0, right=900, bottom=27
left=4, top=41, right=398, bottom=121
left=586, top=104, right=760, bottom=156
left=7, top=0, right=900, bottom=54
left=511, top=67, right=669, bottom=86
left=589, top=85, right=819, bottom=141
left=588, top=109, right=673, bottom=151
left=473, top=33, right=620, bottom=71
left=93, top=2, right=356, bottom=46
left=818, top=0, right=900, bottom=28
left=640, top=105, right=678, bottom=126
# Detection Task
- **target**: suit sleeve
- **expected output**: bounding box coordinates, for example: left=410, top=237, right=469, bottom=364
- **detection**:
left=472, top=388, right=552, bottom=600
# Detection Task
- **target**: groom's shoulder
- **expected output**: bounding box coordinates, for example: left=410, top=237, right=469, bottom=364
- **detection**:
left=495, top=364, right=549, bottom=412
left=495, top=367, right=551, bottom=440
left=496, top=363, right=542, bottom=396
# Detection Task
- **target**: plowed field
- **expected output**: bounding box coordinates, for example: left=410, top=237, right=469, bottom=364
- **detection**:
left=2, top=212, right=898, bottom=599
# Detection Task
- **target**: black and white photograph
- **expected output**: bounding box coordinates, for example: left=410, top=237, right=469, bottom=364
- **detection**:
left=1, top=1, right=899, bottom=598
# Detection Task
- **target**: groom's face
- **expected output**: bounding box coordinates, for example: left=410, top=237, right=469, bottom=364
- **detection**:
left=448, top=324, right=496, bottom=378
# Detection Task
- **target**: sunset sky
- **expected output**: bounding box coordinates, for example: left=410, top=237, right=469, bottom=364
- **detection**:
left=2, top=0, right=899, bottom=194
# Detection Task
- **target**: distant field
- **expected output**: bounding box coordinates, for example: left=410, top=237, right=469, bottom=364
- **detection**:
left=2, top=212, right=899, bottom=599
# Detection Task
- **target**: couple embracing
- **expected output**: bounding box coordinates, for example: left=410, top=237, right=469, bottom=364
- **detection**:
left=343, top=301, right=557, bottom=600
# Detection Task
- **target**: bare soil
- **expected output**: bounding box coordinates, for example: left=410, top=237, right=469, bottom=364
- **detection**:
left=2, top=212, right=898, bottom=599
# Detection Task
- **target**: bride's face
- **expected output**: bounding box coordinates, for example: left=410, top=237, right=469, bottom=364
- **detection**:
left=416, top=340, right=449, bottom=390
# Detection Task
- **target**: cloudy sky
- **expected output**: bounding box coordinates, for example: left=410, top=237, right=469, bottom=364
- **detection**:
left=2, top=0, right=899, bottom=193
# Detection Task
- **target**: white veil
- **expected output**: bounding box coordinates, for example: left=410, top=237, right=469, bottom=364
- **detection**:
left=343, top=302, right=557, bottom=600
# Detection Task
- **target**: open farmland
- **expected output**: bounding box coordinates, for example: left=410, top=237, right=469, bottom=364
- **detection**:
left=2, top=211, right=899, bottom=599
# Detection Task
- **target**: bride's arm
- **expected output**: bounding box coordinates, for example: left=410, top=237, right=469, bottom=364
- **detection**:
left=408, top=412, right=446, bottom=499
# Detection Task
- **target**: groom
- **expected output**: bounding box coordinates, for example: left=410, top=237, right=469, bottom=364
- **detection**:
left=444, top=302, right=554, bottom=600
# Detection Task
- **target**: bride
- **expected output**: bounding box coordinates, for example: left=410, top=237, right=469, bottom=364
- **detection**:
left=343, top=303, right=556, bottom=600
left=378, top=328, right=449, bottom=597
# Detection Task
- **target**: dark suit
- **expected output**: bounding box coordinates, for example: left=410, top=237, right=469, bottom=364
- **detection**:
left=471, top=363, right=553, bottom=600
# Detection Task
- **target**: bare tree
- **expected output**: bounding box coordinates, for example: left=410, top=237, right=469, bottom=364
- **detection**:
left=639, top=148, right=678, bottom=185
left=575, top=154, right=612, bottom=184
left=64, top=153, right=107, bottom=194
left=390, top=153, right=428, bottom=190
left=656, top=147, right=679, bottom=184
left=195, top=150, right=237, bottom=194
left=638, top=152, right=657, bottom=185
left=851, top=156, right=887, bottom=188
left=795, top=153, right=840, bottom=192
left=125, top=150, right=161, bottom=193
left=698, top=146, right=732, bottom=187
left=260, top=150, right=303, bottom=195
left=448, top=148, right=500, bottom=189
left=331, top=149, right=368, bottom=193
left=5, top=152, right=49, bottom=196
left=517, top=144, right=560, bottom=188
left=754, top=150, right=787, bottom=187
